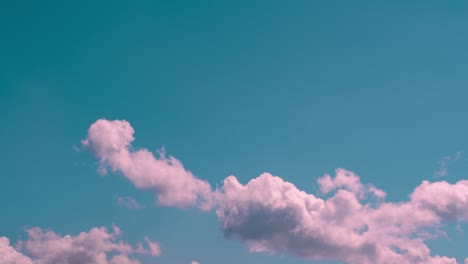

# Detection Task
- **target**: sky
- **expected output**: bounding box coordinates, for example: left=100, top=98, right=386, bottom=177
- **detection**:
left=2, top=1, right=468, bottom=263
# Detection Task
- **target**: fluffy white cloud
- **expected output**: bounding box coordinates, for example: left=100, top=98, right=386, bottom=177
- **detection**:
left=83, top=119, right=468, bottom=264
left=0, top=225, right=160, bottom=264
left=216, top=171, right=460, bottom=264
left=82, top=119, right=212, bottom=210
left=317, top=168, right=386, bottom=199
left=0, top=237, right=32, bottom=264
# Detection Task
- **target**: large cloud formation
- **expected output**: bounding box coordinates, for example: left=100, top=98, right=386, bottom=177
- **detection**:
left=83, top=119, right=468, bottom=264
left=0, top=225, right=160, bottom=264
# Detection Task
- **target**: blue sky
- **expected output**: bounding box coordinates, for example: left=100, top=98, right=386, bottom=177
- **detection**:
left=2, top=1, right=468, bottom=263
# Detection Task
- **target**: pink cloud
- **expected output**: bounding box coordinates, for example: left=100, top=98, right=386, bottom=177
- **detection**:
left=82, top=119, right=212, bottom=210
left=410, top=180, right=468, bottom=221
left=0, top=237, right=32, bottom=264
left=317, top=168, right=386, bottom=199
left=0, top=225, right=160, bottom=264
left=82, top=119, right=468, bottom=264
left=109, top=254, right=141, bottom=264
left=215, top=171, right=462, bottom=263
left=142, top=237, right=161, bottom=256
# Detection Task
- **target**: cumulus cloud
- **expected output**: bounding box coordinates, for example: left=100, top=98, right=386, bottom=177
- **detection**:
left=216, top=172, right=462, bottom=264
left=0, top=225, right=160, bottom=264
left=117, top=196, right=143, bottom=210
left=82, top=119, right=212, bottom=210
left=82, top=119, right=468, bottom=264
left=0, top=237, right=32, bottom=264
left=317, top=168, right=386, bottom=199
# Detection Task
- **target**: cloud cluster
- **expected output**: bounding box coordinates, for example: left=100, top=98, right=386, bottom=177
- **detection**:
left=216, top=171, right=466, bottom=264
left=0, top=225, right=159, bottom=264
left=82, top=119, right=468, bottom=264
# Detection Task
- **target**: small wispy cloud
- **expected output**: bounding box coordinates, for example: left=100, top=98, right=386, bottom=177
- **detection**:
left=72, top=144, right=81, bottom=152
left=434, top=151, right=462, bottom=177
left=117, top=196, right=143, bottom=210
left=434, top=156, right=450, bottom=177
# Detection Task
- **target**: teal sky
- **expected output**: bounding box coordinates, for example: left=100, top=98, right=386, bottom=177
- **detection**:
left=2, top=1, right=468, bottom=263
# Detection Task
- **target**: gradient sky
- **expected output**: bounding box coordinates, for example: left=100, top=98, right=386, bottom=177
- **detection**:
left=2, top=1, right=468, bottom=263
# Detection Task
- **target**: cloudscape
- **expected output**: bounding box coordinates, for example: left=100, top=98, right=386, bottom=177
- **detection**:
left=3, top=1, right=468, bottom=264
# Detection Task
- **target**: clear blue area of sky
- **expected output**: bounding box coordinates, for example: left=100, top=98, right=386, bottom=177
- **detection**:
left=2, top=1, right=468, bottom=263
